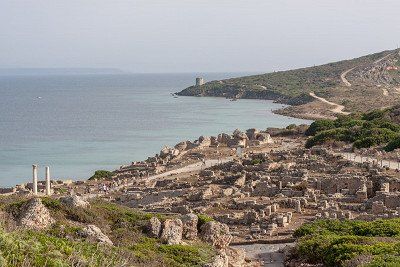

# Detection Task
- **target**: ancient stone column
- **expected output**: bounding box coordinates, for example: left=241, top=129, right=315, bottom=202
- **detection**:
left=45, top=166, right=51, bottom=196
left=265, top=205, right=272, bottom=216
left=295, top=200, right=302, bottom=213
left=278, top=181, right=282, bottom=190
left=32, top=164, right=38, bottom=195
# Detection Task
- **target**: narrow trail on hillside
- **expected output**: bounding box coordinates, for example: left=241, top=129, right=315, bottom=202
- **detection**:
left=374, top=52, right=394, bottom=64
left=340, top=67, right=355, bottom=87
left=309, top=92, right=350, bottom=115
left=340, top=52, right=394, bottom=88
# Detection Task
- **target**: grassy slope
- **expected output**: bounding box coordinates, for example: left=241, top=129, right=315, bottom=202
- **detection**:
left=0, top=196, right=215, bottom=267
left=304, top=107, right=400, bottom=151
left=292, top=219, right=400, bottom=267
left=177, top=50, right=395, bottom=103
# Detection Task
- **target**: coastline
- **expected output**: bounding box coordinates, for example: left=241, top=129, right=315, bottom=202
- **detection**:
left=1, top=119, right=311, bottom=192
left=0, top=73, right=311, bottom=187
left=184, top=94, right=335, bottom=121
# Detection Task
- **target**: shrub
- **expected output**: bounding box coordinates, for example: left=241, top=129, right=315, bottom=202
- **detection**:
left=197, top=214, right=213, bottom=231
left=385, top=136, right=400, bottom=151
left=158, top=243, right=215, bottom=267
left=353, top=137, right=376, bottom=148
left=305, top=119, right=335, bottom=136
left=305, top=128, right=351, bottom=148
left=89, top=170, right=113, bottom=180
left=294, top=219, right=400, bottom=266
left=250, top=158, right=262, bottom=165
left=305, top=108, right=400, bottom=149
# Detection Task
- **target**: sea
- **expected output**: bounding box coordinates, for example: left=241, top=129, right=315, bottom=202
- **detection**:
left=0, top=73, right=311, bottom=187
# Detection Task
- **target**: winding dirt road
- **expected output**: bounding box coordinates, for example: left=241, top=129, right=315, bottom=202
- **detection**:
left=340, top=52, right=393, bottom=88
left=374, top=52, right=394, bottom=64
left=309, top=92, right=350, bottom=115
left=340, top=67, right=355, bottom=87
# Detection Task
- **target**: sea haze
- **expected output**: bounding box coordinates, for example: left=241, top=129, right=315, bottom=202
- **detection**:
left=0, top=73, right=310, bottom=187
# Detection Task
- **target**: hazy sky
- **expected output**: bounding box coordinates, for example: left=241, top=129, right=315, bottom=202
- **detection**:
left=1, top=0, right=400, bottom=73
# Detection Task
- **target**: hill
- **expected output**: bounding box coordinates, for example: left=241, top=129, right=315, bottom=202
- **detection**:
left=177, top=49, right=400, bottom=120
left=0, top=196, right=220, bottom=267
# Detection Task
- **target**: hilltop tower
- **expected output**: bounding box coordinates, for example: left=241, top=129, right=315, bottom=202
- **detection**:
left=196, top=77, right=204, bottom=86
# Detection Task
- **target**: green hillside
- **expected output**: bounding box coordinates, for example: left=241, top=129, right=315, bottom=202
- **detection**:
left=179, top=50, right=393, bottom=101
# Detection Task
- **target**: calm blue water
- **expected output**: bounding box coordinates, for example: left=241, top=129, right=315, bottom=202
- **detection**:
left=0, top=73, right=310, bottom=186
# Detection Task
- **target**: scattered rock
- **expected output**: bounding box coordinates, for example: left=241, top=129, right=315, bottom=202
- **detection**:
left=226, top=247, right=246, bottom=267
left=181, top=213, right=198, bottom=240
left=198, top=136, right=212, bottom=147
left=161, top=218, right=183, bottom=245
left=147, top=216, right=162, bottom=238
left=222, top=187, right=234, bottom=196
left=204, top=251, right=229, bottom=267
left=233, top=175, right=246, bottom=187
left=18, top=198, right=55, bottom=230
left=78, top=224, right=113, bottom=245
left=160, top=146, right=180, bottom=158
left=200, top=221, right=232, bottom=249
left=60, top=195, right=90, bottom=208
left=200, top=170, right=215, bottom=178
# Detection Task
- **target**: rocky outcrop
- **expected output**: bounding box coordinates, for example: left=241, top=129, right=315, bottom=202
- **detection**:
left=181, top=213, right=198, bottom=240
left=161, top=218, right=183, bottom=245
left=160, top=146, right=180, bottom=159
left=18, top=198, right=55, bottom=230
left=174, top=140, right=197, bottom=151
left=200, top=221, right=232, bottom=249
left=205, top=248, right=246, bottom=267
left=233, top=129, right=248, bottom=141
left=204, top=252, right=229, bottom=267
left=60, top=195, right=90, bottom=208
left=78, top=224, right=113, bottom=245
left=226, top=247, right=246, bottom=267
left=197, top=136, right=212, bottom=147
left=147, top=216, right=162, bottom=238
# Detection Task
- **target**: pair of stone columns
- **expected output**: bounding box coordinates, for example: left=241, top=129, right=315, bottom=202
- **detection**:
left=32, top=165, right=51, bottom=195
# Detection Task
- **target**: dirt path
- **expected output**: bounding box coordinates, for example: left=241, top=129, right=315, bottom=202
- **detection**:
left=340, top=67, right=355, bottom=87
left=374, top=52, right=394, bottom=64
left=233, top=243, right=295, bottom=267
left=309, top=92, right=350, bottom=115
left=339, top=52, right=393, bottom=88
left=338, top=152, right=400, bottom=170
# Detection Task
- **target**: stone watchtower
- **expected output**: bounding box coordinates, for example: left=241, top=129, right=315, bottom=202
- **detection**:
left=196, top=77, right=204, bottom=86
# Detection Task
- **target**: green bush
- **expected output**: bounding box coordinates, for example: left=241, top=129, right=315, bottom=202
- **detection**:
left=305, top=108, right=400, bottom=149
left=353, top=137, right=376, bottom=148
left=250, top=158, right=262, bottom=165
left=293, top=219, right=400, bottom=267
left=197, top=214, right=214, bottom=231
left=0, top=228, right=133, bottom=266
left=305, top=119, right=335, bottom=136
left=305, top=128, right=351, bottom=148
left=385, top=136, right=400, bottom=151
left=158, top=243, right=215, bottom=267
left=89, top=170, right=113, bottom=180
